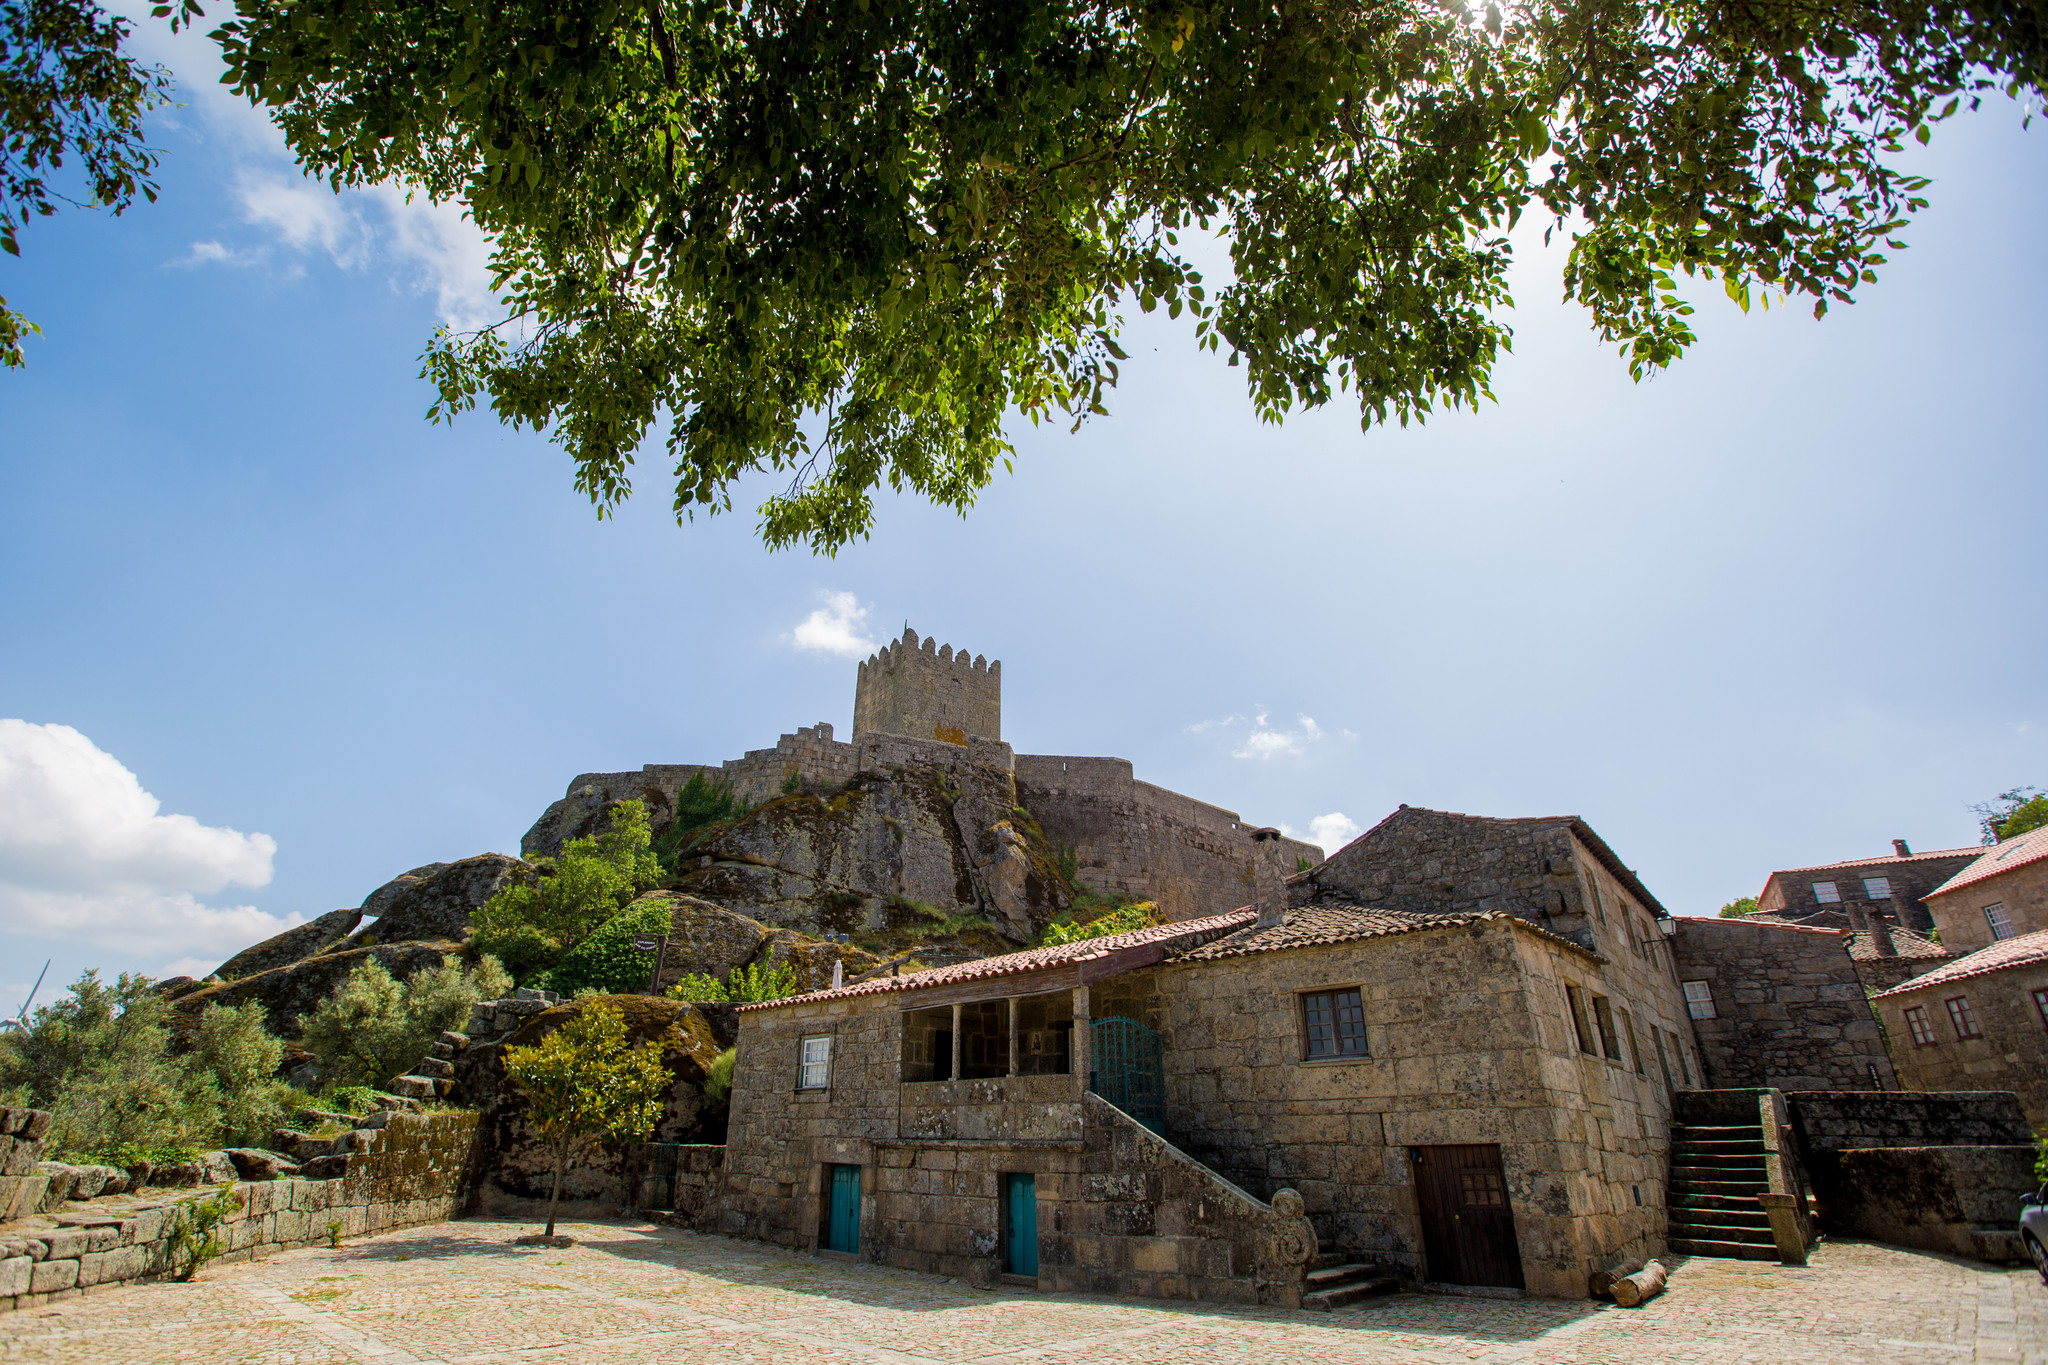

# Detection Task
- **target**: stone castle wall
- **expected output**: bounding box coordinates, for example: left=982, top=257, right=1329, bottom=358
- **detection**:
left=1015, top=756, right=1320, bottom=921
left=1670, top=918, right=1897, bottom=1092
left=854, top=629, right=1001, bottom=743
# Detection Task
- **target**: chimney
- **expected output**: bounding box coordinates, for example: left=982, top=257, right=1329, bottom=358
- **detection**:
left=1868, top=912, right=1898, bottom=958
left=1892, top=838, right=1911, bottom=857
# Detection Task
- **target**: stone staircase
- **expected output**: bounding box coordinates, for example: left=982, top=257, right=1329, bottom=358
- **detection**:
left=1301, top=1242, right=1400, bottom=1311
left=1667, top=1118, right=1778, bottom=1260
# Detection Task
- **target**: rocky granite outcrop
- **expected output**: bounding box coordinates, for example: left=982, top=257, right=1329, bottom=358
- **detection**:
left=668, top=760, right=1068, bottom=944
left=212, top=908, right=364, bottom=981
left=348, top=855, right=531, bottom=946
left=169, top=942, right=459, bottom=1034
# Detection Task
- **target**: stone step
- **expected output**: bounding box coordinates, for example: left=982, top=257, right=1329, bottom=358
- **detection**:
left=1671, top=1154, right=1769, bottom=1178
left=1672, top=1134, right=1764, bottom=1151
left=414, top=1057, right=456, bottom=1079
left=1301, top=1272, right=1401, bottom=1311
left=1669, top=1209, right=1773, bottom=1233
left=1669, top=1236, right=1778, bottom=1261
left=1306, top=1262, right=1382, bottom=1289
left=387, top=1076, right=436, bottom=1100
left=1672, top=1124, right=1763, bottom=1138
left=1674, top=1191, right=1772, bottom=1213
left=1670, top=1164, right=1765, bottom=1184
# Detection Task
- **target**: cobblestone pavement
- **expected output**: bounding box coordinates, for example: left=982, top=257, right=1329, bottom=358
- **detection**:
left=2, top=1220, right=2041, bottom=1364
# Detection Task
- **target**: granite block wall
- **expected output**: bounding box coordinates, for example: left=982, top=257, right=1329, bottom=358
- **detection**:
left=1670, top=917, right=1897, bottom=1092
left=1872, top=959, right=2048, bottom=1128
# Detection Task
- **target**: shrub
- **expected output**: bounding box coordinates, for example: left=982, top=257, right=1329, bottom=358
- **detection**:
left=537, top=899, right=675, bottom=997
left=653, top=772, right=751, bottom=869
left=317, top=1085, right=379, bottom=1116
left=1039, top=902, right=1157, bottom=947
left=171, top=1186, right=244, bottom=1281
left=1716, top=896, right=1760, bottom=918
left=472, top=801, right=662, bottom=981
left=300, top=955, right=510, bottom=1089
left=191, top=999, right=299, bottom=1148
left=0, top=971, right=214, bottom=1156
left=703, top=1048, right=736, bottom=1106
left=501, top=1000, right=681, bottom=1237
left=665, top=960, right=800, bottom=1004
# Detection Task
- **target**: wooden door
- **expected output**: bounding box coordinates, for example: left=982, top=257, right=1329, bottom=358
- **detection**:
left=825, top=1164, right=861, bottom=1253
left=1412, top=1144, right=1524, bottom=1288
left=1004, top=1173, right=1038, bottom=1276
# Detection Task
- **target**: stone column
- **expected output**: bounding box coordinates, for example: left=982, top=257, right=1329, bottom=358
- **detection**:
left=1008, top=997, right=1019, bottom=1077
left=1071, top=985, right=1091, bottom=1095
left=951, top=1003, right=964, bottom=1082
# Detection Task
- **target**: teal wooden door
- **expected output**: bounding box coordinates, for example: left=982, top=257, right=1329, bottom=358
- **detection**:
left=826, top=1164, right=861, bottom=1253
left=1003, top=1173, right=1038, bottom=1276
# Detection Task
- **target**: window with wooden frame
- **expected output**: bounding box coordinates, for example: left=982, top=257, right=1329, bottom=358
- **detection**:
left=798, top=1035, right=832, bottom=1090
left=1563, top=984, right=1598, bottom=1055
left=1300, top=988, right=1368, bottom=1059
left=1945, top=996, right=1981, bottom=1039
left=1652, top=1027, right=1675, bottom=1090
left=1811, top=881, right=1841, bottom=904
left=1675, top=1033, right=1697, bottom=1088
left=1591, top=995, right=1622, bottom=1062
left=1620, top=1010, right=1646, bottom=1077
left=1903, top=1005, right=1935, bottom=1046
left=2033, top=989, right=2048, bottom=1032
left=1985, top=903, right=2015, bottom=941
left=1681, top=980, right=1716, bottom=1020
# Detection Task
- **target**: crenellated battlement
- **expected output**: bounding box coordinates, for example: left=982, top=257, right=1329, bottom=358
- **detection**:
left=853, top=626, right=1001, bottom=743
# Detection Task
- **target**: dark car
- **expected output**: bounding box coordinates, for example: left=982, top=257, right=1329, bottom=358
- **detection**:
left=2021, top=1186, right=2048, bottom=1281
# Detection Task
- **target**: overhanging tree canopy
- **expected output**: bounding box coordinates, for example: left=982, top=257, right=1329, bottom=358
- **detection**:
left=206, top=0, right=2044, bottom=551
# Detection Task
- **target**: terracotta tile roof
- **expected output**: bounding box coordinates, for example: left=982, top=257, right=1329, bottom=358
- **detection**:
left=1873, top=929, right=2048, bottom=998
left=1765, top=846, right=1982, bottom=879
left=735, top=909, right=1257, bottom=1012
left=1845, top=927, right=1950, bottom=962
left=1171, top=904, right=1555, bottom=963
left=1927, top=826, right=2048, bottom=899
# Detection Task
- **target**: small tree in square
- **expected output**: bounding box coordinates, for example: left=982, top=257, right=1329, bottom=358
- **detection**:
left=500, top=1000, right=677, bottom=1240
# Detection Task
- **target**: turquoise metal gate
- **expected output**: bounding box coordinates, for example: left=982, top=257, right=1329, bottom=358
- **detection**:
left=1088, top=1016, right=1165, bottom=1135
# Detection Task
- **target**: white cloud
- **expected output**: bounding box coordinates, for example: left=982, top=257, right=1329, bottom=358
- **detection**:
left=790, top=592, right=879, bottom=658
left=0, top=721, right=295, bottom=960
left=111, top=2, right=497, bottom=330
left=1282, top=812, right=1364, bottom=856
left=1231, top=712, right=1347, bottom=761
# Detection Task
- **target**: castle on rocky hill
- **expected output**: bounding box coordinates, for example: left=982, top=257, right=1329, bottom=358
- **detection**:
left=523, top=628, right=1320, bottom=928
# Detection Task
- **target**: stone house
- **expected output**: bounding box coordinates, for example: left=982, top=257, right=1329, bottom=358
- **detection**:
left=715, top=806, right=1700, bottom=1301
left=1922, top=825, right=2048, bottom=955
left=1756, top=841, right=1980, bottom=935
left=1869, top=929, right=2048, bottom=1128
left=1669, top=917, right=1900, bottom=1091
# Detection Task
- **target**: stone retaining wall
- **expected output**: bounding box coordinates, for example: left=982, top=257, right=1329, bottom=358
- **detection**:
left=1, top=1110, right=480, bottom=1313
left=1824, top=1145, right=2036, bottom=1262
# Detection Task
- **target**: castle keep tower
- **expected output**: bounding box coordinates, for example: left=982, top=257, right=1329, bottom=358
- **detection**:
left=853, top=627, right=1000, bottom=743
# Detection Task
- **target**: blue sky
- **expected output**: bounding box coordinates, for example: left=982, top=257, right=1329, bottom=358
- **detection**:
left=3, top=18, right=2044, bottom=1010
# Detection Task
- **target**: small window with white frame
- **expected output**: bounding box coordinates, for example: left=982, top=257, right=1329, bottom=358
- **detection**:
left=1811, top=881, right=1841, bottom=904
left=798, top=1035, right=832, bottom=1090
left=1682, top=980, right=1717, bottom=1020
left=1985, top=902, right=2015, bottom=941
left=1903, top=1005, right=1935, bottom=1046
left=1862, top=876, right=1892, bottom=900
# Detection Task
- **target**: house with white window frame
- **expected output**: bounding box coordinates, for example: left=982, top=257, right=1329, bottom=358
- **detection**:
left=1754, top=842, right=1980, bottom=935
left=1869, top=928, right=2048, bottom=1129
left=712, top=806, right=1703, bottom=1301
left=1922, top=825, right=2048, bottom=956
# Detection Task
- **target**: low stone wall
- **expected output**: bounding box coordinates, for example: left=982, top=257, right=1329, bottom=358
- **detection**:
left=1824, top=1146, right=2036, bottom=1262
left=1, top=1111, right=480, bottom=1313
left=1769, top=1091, right=2034, bottom=1258
left=1038, top=1094, right=1317, bottom=1307
left=642, top=1144, right=727, bottom=1226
